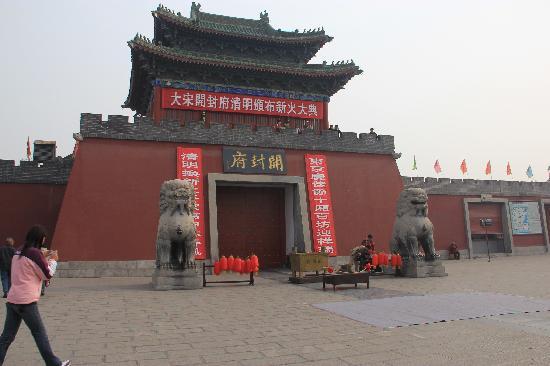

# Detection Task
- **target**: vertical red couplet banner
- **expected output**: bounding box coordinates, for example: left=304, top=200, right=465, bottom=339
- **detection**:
left=304, top=154, right=338, bottom=256
left=176, top=147, right=206, bottom=259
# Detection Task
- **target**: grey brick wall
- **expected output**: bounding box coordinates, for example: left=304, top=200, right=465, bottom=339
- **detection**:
left=79, top=113, right=396, bottom=155
left=0, top=156, right=73, bottom=184
left=403, top=176, right=550, bottom=197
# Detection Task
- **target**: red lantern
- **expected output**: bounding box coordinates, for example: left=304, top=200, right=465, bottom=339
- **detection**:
left=220, top=256, right=228, bottom=271
left=250, top=254, right=259, bottom=269
left=240, top=258, right=248, bottom=274
left=327, top=267, right=334, bottom=273
left=245, top=258, right=252, bottom=273
left=391, top=254, right=398, bottom=267
left=378, top=252, right=384, bottom=266
left=227, top=255, right=235, bottom=271
left=233, top=257, right=242, bottom=272
left=213, top=261, right=221, bottom=275
left=371, top=253, right=379, bottom=267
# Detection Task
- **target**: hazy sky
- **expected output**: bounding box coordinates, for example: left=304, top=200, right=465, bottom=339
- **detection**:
left=1, top=1, right=549, bottom=181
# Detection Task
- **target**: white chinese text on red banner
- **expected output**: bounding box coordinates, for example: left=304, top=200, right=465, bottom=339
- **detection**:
left=161, top=88, right=323, bottom=120
left=304, top=154, right=338, bottom=256
left=176, top=147, right=206, bottom=259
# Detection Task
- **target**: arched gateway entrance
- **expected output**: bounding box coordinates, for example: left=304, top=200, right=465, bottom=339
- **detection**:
left=208, top=174, right=312, bottom=268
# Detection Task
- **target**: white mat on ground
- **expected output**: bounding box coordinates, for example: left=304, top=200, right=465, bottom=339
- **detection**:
left=313, top=293, right=550, bottom=328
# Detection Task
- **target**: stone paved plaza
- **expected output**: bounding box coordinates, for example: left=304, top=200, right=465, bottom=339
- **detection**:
left=3, top=255, right=550, bottom=366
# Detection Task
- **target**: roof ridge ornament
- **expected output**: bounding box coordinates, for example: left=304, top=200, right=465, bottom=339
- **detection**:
left=190, top=2, right=201, bottom=21
left=259, top=10, right=269, bottom=24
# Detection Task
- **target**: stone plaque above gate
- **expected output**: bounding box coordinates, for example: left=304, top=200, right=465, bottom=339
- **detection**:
left=222, top=147, right=287, bottom=175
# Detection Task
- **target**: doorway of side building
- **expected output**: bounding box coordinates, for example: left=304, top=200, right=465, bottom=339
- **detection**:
left=217, top=186, right=286, bottom=268
left=468, top=202, right=510, bottom=255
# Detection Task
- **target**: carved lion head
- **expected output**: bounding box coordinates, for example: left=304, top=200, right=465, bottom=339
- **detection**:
left=396, top=188, right=429, bottom=217
left=159, top=179, right=195, bottom=215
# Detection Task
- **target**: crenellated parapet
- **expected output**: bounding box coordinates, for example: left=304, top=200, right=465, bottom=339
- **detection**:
left=79, top=113, right=396, bottom=155
left=403, top=176, right=550, bottom=197
left=0, top=156, right=73, bottom=185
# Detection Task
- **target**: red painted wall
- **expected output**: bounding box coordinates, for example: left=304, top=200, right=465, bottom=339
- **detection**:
left=468, top=202, right=504, bottom=235
left=0, top=183, right=66, bottom=248
left=426, top=195, right=471, bottom=251
left=52, top=138, right=403, bottom=261
left=512, top=234, right=544, bottom=247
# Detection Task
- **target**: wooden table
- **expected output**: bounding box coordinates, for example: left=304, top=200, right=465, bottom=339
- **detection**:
left=289, top=253, right=328, bottom=278
left=322, top=272, right=370, bottom=291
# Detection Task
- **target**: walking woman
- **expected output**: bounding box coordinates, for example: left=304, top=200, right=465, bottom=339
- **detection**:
left=0, top=225, right=70, bottom=366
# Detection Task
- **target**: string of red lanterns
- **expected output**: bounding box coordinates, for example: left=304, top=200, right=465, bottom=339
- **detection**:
left=213, top=254, right=260, bottom=276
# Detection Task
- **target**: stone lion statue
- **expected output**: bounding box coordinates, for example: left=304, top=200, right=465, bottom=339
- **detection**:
left=155, top=179, right=197, bottom=269
left=390, top=188, right=437, bottom=260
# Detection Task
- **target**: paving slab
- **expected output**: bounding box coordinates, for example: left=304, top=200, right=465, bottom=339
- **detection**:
left=1, top=255, right=550, bottom=365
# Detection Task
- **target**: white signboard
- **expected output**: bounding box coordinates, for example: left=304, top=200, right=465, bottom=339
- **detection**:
left=509, top=202, right=542, bottom=235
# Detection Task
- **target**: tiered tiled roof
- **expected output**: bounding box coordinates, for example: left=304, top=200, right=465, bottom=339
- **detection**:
left=128, top=35, right=360, bottom=78
left=125, top=3, right=363, bottom=114
left=153, top=3, right=332, bottom=45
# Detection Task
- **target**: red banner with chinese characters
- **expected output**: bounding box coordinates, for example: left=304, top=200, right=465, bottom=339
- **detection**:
left=176, top=147, right=206, bottom=260
left=304, top=154, right=338, bottom=256
left=161, top=88, right=323, bottom=120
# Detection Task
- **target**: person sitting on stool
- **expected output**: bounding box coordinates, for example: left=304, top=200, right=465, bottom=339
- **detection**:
left=449, top=241, right=460, bottom=260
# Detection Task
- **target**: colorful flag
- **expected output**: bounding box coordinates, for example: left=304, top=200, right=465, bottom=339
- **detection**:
left=412, top=155, right=417, bottom=170
left=26, top=137, right=31, bottom=161
left=485, top=160, right=491, bottom=175
left=460, top=159, right=467, bottom=174
left=506, top=162, right=512, bottom=176
left=526, top=165, right=533, bottom=179
left=434, top=159, right=442, bottom=174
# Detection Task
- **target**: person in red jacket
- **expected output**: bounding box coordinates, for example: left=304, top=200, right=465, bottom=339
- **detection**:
left=0, top=225, right=70, bottom=366
left=365, top=234, right=375, bottom=254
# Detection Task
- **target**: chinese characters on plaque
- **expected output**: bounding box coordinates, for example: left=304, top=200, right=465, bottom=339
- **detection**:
left=304, top=154, right=338, bottom=256
left=176, top=147, right=206, bottom=259
left=161, top=88, right=324, bottom=120
left=223, top=147, right=287, bottom=175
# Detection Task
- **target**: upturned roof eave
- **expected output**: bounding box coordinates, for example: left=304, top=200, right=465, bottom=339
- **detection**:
left=128, top=38, right=362, bottom=79
left=152, top=9, right=333, bottom=45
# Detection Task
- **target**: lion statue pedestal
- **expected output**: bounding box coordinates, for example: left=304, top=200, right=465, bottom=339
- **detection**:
left=151, top=179, right=202, bottom=290
left=152, top=268, right=202, bottom=290
left=390, top=188, right=447, bottom=278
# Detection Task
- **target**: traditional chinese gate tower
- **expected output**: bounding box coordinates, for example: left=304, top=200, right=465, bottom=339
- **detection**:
left=52, top=2, right=404, bottom=272
left=124, top=2, right=362, bottom=131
